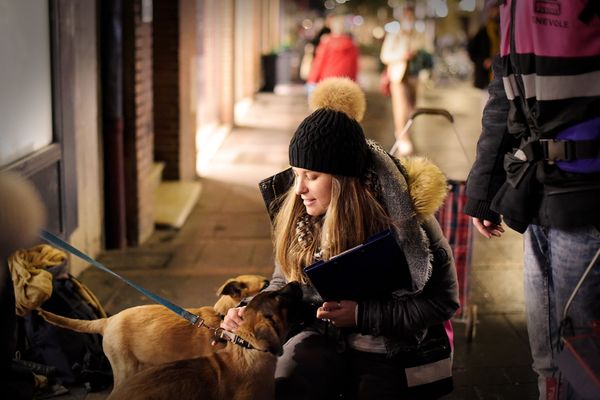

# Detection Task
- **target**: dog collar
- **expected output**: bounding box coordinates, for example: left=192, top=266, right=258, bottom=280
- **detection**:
left=212, top=327, right=258, bottom=351
left=194, top=315, right=265, bottom=352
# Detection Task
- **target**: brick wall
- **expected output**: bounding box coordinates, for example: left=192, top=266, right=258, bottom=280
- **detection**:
left=124, top=0, right=154, bottom=245
left=152, top=0, right=180, bottom=180
left=152, top=0, right=197, bottom=181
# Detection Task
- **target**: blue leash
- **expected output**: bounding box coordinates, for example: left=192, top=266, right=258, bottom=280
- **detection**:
left=40, top=230, right=258, bottom=349
left=40, top=230, right=201, bottom=326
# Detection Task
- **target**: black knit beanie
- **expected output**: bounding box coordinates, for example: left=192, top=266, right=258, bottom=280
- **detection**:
left=289, top=78, right=369, bottom=177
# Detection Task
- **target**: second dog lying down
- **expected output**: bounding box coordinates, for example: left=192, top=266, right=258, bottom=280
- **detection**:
left=38, top=274, right=269, bottom=389
left=108, top=282, right=306, bottom=400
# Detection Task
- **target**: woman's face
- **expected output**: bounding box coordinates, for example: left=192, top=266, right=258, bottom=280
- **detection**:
left=292, top=167, right=333, bottom=216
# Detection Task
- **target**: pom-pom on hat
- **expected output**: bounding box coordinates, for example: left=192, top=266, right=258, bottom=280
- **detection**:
left=289, top=77, right=369, bottom=177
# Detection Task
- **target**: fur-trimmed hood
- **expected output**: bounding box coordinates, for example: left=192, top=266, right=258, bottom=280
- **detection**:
left=368, top=141, right=447, bottom=294
left=400, top=156, right=448, bottom=220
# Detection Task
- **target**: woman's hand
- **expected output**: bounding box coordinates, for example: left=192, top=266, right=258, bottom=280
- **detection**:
left=472, top=217, right=505, bottom=239
left=220, top=306, right=245, bottom=331
left=316, top=300, right=357, bottom=327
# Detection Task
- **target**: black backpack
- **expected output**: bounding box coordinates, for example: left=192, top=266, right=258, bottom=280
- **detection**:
left=18, top=274, right=113, bottom=391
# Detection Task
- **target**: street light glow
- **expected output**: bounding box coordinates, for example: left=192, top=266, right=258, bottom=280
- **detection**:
left=433, top=0, right=448, bottom=17
left=372, top=26, right=385, bottom=39
left=458, top=0, right=476, bottom=12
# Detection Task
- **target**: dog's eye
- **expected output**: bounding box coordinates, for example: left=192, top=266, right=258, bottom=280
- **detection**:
left=263, top=314, right=275, bottom=323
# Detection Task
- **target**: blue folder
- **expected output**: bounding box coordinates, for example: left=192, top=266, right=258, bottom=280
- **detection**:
left=304, top=229, right=411, bottom=301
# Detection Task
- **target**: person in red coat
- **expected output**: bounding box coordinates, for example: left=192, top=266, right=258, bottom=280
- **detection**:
left=306, top=15, right=359, bottom=86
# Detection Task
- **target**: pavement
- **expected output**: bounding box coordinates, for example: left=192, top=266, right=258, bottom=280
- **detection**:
left=56, top=60, right=538, bottom=399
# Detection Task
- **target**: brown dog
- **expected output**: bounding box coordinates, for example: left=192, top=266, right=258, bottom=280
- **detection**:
left=108, top=282, right=304, bottom=400
left=38, top=274, right=269, bottom=389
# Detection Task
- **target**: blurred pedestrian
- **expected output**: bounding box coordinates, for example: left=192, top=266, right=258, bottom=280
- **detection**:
left=464, top=1, right=600, bottom=399
left=299, top=25, right=331, bottom=82
left=312, top=25, right=331, bottom=49
left=305, top=14, right=358, bottom=97
left=467, top=1, right=500, bottom=110
left=380, top=5, right=430, bottom=156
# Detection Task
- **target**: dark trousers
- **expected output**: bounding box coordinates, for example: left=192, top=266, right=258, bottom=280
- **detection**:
left=275, top=327, right=452, bottom=400
left=347, top=348, right=408, bottom=400
left=346, top=348, right=452, bottom=400
left=274, top=328, right=347, bottom=400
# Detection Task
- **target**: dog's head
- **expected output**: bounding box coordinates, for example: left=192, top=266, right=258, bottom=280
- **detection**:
left=236, top=282, right=304, bottom=356
left=213, top=274, right=270, bottom=314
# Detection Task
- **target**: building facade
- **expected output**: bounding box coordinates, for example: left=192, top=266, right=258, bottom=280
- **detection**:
left=0, top=0, right=282, bottom=275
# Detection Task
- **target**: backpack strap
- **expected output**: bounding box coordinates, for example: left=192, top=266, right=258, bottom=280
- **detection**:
left=540, top=139, right=600, bottom=162
left=69, top=276, right=107, bottom=318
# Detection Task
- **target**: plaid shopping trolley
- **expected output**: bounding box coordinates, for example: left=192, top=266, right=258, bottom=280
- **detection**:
left=391, top=108, right=477, bottom=342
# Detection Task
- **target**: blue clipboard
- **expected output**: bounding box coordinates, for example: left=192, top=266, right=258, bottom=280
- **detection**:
left=303, top=229, right=411, bottom=301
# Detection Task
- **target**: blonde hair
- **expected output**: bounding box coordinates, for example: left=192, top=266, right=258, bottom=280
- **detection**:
left=273, top=175, right=391, bottom=282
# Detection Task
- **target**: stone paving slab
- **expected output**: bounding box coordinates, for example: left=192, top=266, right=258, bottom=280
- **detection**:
left=453, top=315, right=533, bottom=369
left=169, top=238, right=273, bottom=272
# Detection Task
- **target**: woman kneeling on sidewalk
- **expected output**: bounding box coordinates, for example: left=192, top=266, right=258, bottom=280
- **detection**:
left=222, top=77, right=459, bottom=400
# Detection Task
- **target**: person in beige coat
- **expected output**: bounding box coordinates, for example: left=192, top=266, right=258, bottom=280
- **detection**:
left=380, top=5, right=429, bottom=156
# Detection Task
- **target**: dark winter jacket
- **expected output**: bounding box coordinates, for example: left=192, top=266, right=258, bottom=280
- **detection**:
left=464, top=0, right=600, bottom=232
left=264, top=143, right=459, bottom=355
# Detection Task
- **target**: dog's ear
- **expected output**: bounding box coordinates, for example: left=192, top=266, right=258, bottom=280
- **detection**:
left=280, top=282, right=318, bottom=325
left=278, top=281, right=303, bottom=301
left=262, top=279, right=270, bottom=290
left=216, top=279, right=247, bottom=297
left=275, top=282, right=315, bottom=327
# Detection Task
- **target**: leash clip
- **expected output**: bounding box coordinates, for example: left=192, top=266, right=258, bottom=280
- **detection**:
left=193, top=316, right=209, bottom=329
left=211, top=327, right=234, bottom=345
left=211, top=327, right=256, bottom=350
